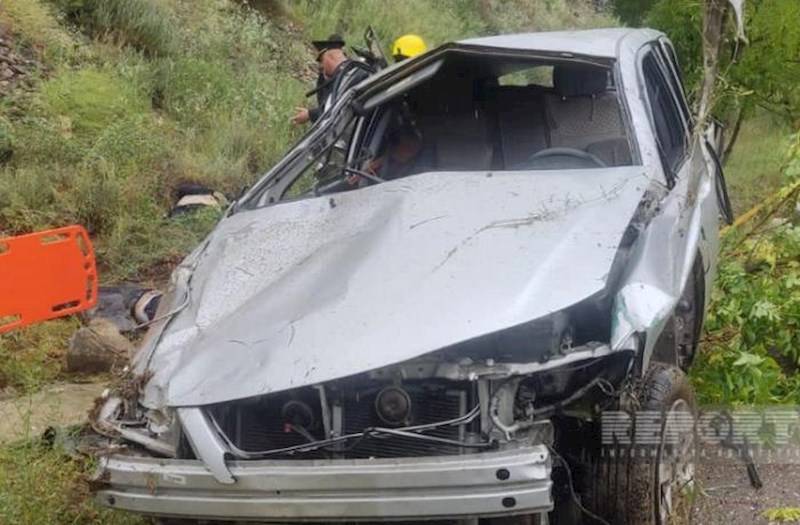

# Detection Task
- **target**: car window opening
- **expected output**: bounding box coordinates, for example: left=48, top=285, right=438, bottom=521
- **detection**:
left=281, top=53, right=636, bottom=202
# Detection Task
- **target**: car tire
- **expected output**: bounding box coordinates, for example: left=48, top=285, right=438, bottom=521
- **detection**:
left=588, top=363, right=696, bottom=525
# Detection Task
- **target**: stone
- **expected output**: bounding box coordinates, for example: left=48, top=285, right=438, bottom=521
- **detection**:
left=66, top=318, right=135, bottom=374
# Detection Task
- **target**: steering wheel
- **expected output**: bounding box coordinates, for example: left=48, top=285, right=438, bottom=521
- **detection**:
left=520, top=147, right=607, bottom=170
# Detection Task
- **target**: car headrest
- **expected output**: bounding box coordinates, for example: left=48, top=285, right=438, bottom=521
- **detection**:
left=553, top=64, right=609, bottom=98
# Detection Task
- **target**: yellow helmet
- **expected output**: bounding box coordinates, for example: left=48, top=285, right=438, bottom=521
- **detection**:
left=392, top=34, right=427, bottom=60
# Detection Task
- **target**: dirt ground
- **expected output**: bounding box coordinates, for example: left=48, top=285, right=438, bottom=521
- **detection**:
left=692, top=453, right=800, bottom=524
left=0, top=382, right=105, bottom=444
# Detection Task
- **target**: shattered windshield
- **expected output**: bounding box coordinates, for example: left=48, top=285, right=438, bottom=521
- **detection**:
left=241, top=50, right=634, bottom=210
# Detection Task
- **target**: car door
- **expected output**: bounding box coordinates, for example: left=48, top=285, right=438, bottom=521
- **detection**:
left=658, top=38, right=722, bottom=303
left=637, top=43, right=719, bottom=365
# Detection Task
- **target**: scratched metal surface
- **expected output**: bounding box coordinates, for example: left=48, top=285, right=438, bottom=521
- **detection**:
left=139, top=167, right=650, bottom=407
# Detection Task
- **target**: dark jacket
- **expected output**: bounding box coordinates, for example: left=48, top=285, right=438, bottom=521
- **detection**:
left=309, top=60, right=372, bottom=123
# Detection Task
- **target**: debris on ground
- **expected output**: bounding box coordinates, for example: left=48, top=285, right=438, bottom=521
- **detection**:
left=66, top=318, right=134, bottom=374
left=86, top=285, right=162, bottom=332
left=169, top=182, right=228, bottom=218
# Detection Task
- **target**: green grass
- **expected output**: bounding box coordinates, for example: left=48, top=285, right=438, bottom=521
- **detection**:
left=289, top=0, right=617, bottom=55
left=0, top=439, right=146, bottom=524
left=47, top=0, right=176, bottom=56
left=289, top=0, right=478, bottom=51
left=0, top=1, right=622, bottom=522
left=0, top=319, right=79, bottom=394
left=724, top=112, right=793, bottom=215
left=41, top=68, right=151, bottom=140
left=0, top=0, right=79, bottom=61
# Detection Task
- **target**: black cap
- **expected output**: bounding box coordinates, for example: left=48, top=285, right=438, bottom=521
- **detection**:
left=312, top=34, right=345, bottom=55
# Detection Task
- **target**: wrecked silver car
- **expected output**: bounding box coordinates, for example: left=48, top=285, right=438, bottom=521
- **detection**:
left=91, top=28, right=729, bottom=524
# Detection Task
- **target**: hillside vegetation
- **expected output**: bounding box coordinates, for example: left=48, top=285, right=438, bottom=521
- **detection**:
left=0, top=2, right=615, bottom=523
left=0, top=0, right=615, bottom=283
left=0, top=0, right=615, bottom=393
left=1, top=0, right=798, bottom=522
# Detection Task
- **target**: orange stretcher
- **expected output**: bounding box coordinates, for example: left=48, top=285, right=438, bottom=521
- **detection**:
left=0, top=225, right=98, bottom=334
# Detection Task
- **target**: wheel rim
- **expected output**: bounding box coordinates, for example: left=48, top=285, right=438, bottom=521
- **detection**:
left=656, top=398, right=695, bottom=525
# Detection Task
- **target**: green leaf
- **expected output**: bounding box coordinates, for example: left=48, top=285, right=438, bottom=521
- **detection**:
left=733, top=352, right=765, bottom=367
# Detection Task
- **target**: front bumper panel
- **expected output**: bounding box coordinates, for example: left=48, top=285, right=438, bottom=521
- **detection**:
left=96, top=445, right=552, bottom=521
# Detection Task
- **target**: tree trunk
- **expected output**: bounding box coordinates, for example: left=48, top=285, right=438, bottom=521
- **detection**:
left=721, top=104, right=745, bottom=164
left=697, top=0, right=730, bottom=127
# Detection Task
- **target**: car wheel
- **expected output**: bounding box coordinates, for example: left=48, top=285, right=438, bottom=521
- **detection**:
left=589, top=363, right=696, bottom=525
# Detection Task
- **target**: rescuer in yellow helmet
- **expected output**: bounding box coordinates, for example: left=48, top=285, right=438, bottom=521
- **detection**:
left=392, top=34, right=427, bottom=61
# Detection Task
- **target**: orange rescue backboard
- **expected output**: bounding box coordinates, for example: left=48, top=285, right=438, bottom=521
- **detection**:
left=0, top=226, right=97, bottom=334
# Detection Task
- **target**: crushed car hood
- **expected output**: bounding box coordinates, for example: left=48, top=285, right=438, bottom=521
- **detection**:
left=143, top=168, right=651, bottom=407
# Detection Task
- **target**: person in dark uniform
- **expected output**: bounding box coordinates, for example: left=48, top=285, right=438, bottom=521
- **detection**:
left=291, top=34, right=372, bottom=125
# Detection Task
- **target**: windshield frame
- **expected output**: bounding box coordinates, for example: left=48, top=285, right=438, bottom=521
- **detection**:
left=234, top=43, right=637, bottom=213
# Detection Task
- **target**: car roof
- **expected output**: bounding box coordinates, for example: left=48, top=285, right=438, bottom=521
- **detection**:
left=459, top=28, right=664, bottom=59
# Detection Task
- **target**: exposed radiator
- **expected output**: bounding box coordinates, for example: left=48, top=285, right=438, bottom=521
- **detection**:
left=341, top=386, right=467, bottom=458
left=206, top=382, right=468, bottom=459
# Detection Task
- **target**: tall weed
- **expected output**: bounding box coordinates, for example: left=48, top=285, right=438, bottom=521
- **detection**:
left=289, top=0, right=478, bottom=50
left=48, top=0, right=175, bottom=56
left=41, top=68, right=150, bottom=141
left=480, top=0, right=617, bottom=33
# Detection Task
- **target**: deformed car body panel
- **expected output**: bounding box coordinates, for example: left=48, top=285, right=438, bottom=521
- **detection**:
left=140, top=167, right=652, bottom=408
left=96, top=445, right=553, bottom=521
left=91, top=28, right=725, bottom=524
left=611, top=140, right=720, bottom=357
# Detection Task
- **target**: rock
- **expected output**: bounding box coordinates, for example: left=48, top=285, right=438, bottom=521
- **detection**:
left=66, top=318, right=135, bottom=374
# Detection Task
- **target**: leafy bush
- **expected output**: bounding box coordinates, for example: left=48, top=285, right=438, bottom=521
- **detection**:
left=645, top=0, right=703, bottom=97
left=691, top=135, right=800, bottom=405
left=640, top=0, right=800, bottom=120
left=728, top=0, right=800, bottom=119
left=763, top=507, right=800, bottom=523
